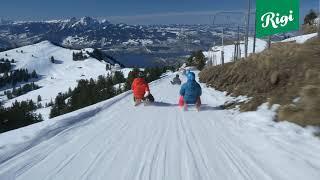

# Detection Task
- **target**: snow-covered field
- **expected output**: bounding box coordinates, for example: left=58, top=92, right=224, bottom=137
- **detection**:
left=0, top=73, right=320, bottom=180
left=203, top=38, right=267, bottom=65
left=0, top=41, right=131, bottom=119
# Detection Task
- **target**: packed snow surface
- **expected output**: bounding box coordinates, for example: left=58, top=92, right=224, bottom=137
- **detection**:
left=0, top=73, right=320, bottom=180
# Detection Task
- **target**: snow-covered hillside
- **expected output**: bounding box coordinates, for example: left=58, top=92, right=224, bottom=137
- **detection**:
left=203, top=38, right=267, bottom=66
left=281, top=33, right=318, bottom=44
left=0, top=41, right=129, bottom=119
left=0, top=73, right=319, bottom=180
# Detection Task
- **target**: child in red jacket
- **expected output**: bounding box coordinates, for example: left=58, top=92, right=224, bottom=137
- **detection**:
left=131, top=72, right=150, bottom=105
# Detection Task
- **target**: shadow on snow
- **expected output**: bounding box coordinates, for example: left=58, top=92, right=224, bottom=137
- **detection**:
left=152, top=102, right=224, bottom=111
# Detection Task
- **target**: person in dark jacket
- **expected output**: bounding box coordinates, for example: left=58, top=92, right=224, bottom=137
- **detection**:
left=171, top=74, right=181, bottom=85
left=179, top=72, right=202, bottom=110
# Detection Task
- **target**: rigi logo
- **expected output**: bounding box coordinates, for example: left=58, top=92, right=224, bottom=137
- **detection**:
left=255, top=0, right=299, bottom=37
left=261, top=10, right=295, bottom=29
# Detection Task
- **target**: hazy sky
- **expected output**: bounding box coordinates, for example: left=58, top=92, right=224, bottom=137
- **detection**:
left=0, top=0, right=318, bottom=24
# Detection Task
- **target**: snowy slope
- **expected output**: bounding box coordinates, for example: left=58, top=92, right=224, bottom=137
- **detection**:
left=203, top=38, right=267, bottom=66
left=0, top=73, right=320, bottom=180
left=281, top=33, right=318, bottom=44
left=0, top=41, right=130, bottom=119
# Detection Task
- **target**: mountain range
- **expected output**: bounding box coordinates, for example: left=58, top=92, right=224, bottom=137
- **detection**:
left=0, top=17, right=223, bottom=51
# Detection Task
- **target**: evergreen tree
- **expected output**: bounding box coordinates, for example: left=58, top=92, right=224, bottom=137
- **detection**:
left=186, top=50, right=206, bottom=70
left=6, top=91, right=13, bottom=99
left=50, top=93, right=68, bottom=118
left=124, top=68, right=140, bottom=90
left=106, top=64, right=111, bottom=71
left=31, top=70, right=38, bottom=79
left=90, top=49, right=104, bottom=60
left=68, top=88, right=72, bottom=95
left=106, top=75, right=116, bottom=98
left=37, top=95, right=42, bottom=102
left=72, top=51, right=87, bottom=61
left=0, top=69, right=38, bottom=88
left=50, top=56, right=55, bottom=63
left=112, top=71, right=126, bottom=84
left=0, top=99, right=42, bottom=133
left=37, top=103, right=43, bottom=109
left=0, top=61, right=11, bottom=73
left=48, top=99, right=54, bottom=107
left=304, top=9, right=318, bottom=25
left=6, top=83, right=40, bottom=99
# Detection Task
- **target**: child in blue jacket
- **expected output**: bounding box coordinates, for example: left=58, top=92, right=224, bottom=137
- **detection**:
left=179, top=72, right=202, bottom=111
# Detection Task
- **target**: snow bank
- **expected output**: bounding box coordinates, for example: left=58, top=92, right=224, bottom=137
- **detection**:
left=281, top=33, right=318, bottom=44
left=0, top=91, right=132, bottom=164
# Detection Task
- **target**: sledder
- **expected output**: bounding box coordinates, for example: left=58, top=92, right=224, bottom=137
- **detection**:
left=179, top=72, right=202, bottom=111
left=170, top=74, right=181, bottom=85
left=131, top=72, right=154, bottom=106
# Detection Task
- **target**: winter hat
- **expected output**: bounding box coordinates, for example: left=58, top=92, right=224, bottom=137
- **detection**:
left=187, top=72, right=195, bottom=81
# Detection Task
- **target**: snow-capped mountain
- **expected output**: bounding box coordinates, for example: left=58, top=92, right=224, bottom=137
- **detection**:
left=0, top=17, right=233, bottom=51
left=3, top=17, right=294, bottom=67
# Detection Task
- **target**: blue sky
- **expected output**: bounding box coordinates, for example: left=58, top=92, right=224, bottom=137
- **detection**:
left=0, top=0, right=318, bottom=24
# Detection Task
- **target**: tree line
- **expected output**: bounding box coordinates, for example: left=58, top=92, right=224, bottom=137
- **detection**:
left=0, top=58, right=15, bottom=73
left=72, top=51, right=88, bottom=61
left=50, top=66, right=172, bottom=118
left=50, top=71, right=126, bottom=118
left=0, top=66, right=172, bottom=133
left=0, top=100, right=43, bottom=133
left=124, top=66, right=174, bottom=90
left=4, top=82, right=41, bottom=99
left=304, top=9, right=318, bottom=25
left=0, top=69, right=38, bottom=88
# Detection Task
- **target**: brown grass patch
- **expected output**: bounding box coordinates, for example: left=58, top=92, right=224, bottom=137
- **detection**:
left=200, top=38, right=320, bottom=126
left=302, top=24, right=318, bottom=34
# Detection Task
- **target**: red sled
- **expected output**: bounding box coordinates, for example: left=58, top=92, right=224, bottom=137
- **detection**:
left=179, top=96, right=185, bottom=107
left=178, top=96, right=201, bottom=110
